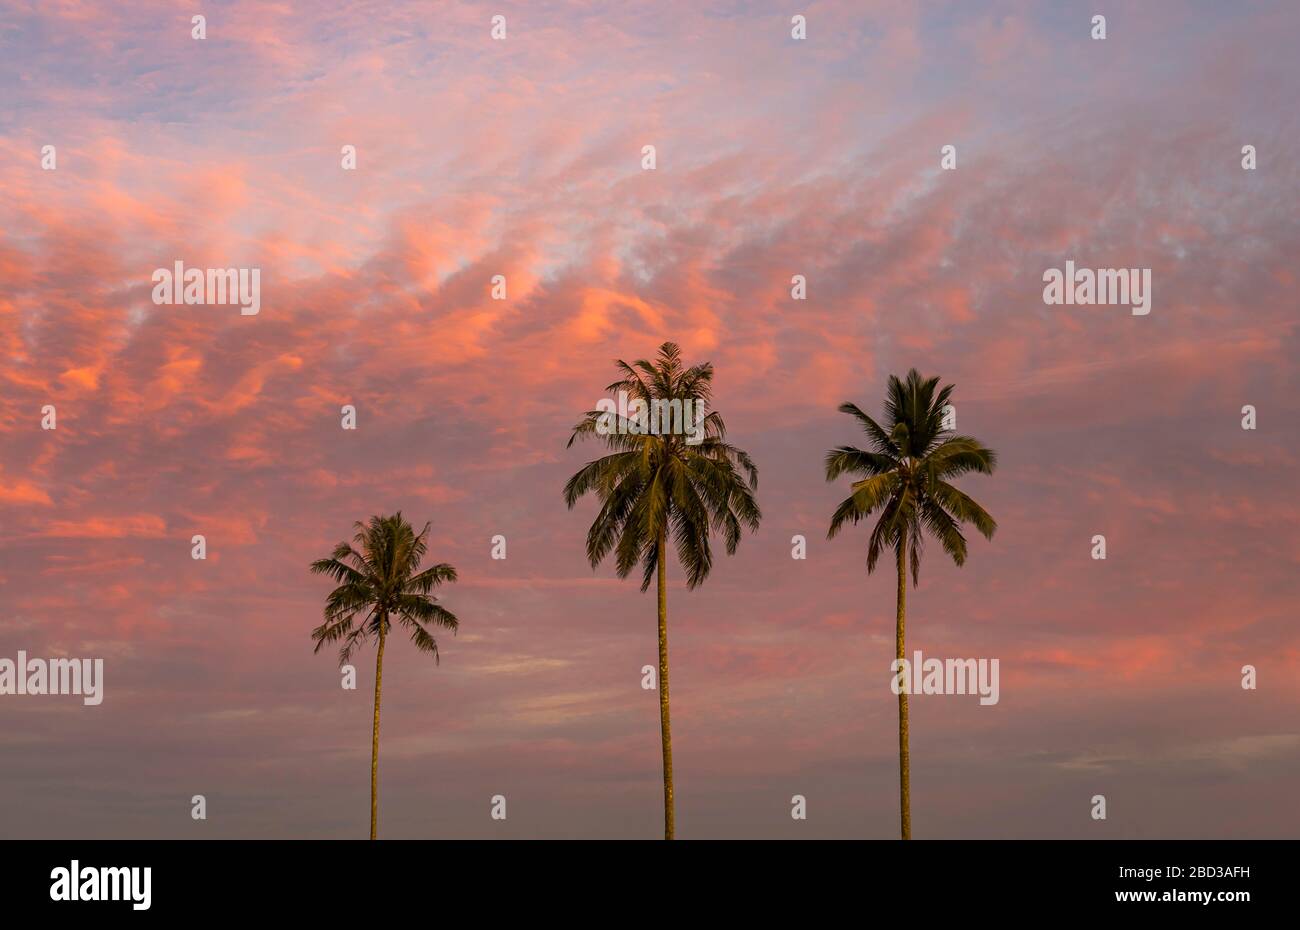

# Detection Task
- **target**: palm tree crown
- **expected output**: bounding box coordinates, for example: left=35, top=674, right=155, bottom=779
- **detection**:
left=564, top=342, right=761, bottom=588
left=826, top=369, right=997, bottom=581
left=310, top=513, right=460, bottom=663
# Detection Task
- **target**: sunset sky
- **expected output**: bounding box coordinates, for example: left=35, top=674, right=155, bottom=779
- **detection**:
left=1, top=0, right=1297, bottom=838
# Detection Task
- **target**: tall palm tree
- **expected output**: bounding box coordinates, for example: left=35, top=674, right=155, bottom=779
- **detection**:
left=825, top=370, right=997, bottom=839
left=564, top=342, right=761, bottom=839
left=309, top=512, right=460, bottom=839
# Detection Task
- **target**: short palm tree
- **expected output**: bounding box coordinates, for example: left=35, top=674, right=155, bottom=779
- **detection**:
left=564, top=342, right=761, bottom=839
left=309, top=512, right=460, bottom=839
left=825, top=370, right=997, bottom=839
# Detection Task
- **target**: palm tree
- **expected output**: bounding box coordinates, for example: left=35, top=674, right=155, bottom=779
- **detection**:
left=564, top=342, right=761, bottom=839
left=309, top=512, right=460, bottom=839
left=825, top=370, right=997, bottom=839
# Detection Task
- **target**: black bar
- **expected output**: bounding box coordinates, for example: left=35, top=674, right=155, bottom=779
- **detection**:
left=1, top=839, right=1284, bottom=917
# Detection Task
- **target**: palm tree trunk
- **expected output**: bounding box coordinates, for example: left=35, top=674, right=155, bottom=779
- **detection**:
left=656, top=527, right=675, bottom=840
left=896, top=539, right=911, bottom=840
left=370, top=615, right=387, bottom=840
